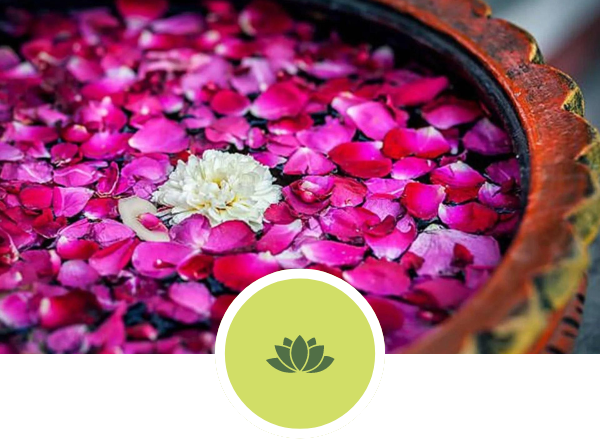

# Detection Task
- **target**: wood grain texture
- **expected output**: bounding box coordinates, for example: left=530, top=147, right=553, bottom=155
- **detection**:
left=373, top=0, right=600, bottom=353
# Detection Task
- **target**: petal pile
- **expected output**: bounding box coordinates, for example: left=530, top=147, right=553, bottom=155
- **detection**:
left=0, top=0, right=523, bottom=354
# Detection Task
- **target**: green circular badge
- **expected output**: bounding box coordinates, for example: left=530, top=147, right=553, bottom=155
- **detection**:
left=215, top=270, right=384, bottom=437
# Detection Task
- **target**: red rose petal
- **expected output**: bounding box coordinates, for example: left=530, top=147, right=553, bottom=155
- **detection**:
left=329, top=142, right=392, bottom=178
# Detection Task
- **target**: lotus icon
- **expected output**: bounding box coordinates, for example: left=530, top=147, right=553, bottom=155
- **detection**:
left=267, top=336, right=334, bottom=373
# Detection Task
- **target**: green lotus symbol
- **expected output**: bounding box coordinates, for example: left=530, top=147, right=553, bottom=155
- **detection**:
left=267, top=336, right=334, bottom=373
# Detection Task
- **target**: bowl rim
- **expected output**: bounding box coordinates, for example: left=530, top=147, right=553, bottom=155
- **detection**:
left=367, top=0, right=600, bottom=353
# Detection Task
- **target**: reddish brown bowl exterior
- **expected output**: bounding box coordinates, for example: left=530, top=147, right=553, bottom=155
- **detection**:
left=376, top=0, right=600, bottom=353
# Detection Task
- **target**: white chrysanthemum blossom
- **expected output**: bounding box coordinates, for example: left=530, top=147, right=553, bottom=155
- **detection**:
left=152, top=150, right=281, bottom=231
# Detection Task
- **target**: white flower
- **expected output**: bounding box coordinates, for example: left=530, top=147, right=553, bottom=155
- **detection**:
left=152, top=150, right=281, bottom=231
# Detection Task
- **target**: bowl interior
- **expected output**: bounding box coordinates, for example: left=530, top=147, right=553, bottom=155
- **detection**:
left=1, top=0, right=530, bottom=198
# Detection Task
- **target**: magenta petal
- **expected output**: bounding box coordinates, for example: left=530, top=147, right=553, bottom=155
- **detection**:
left=363, top=194, right=402, bottom=221
left=19, top=185, right=53, bottom=210
left=132, top=242, right=194, bottom=278
left=210, top=89, right=250, bottom=116
left=408, top=227, right=501, bottom=276
left=257, top=219, right=303, bottom=255
left=283, top=147, right=335, bottom=175
left=391, top=157, right=436, bottom=180
left=0, top=142, right=24, bottom=161
left=202, top=221, right=256, bottom=254
left=129, top=117, right=188, bottom=153
left=1, top=161, right=53, bottom=183
left=330, top=177, right=367, bottom=208
left=329, top=141, right=391, bottom=178
left=413, top=278, right=473, bottom=309
left=0, top=46, right=19, bottom=70
left=250, top=81, right=308, bottom=120
left=343, top=257, right=410, bottom=295
left=4, top=121, right=58, bottom=143
left=53, top=163, right=101, bottom=187
left=0, top=293, right=37, bottom=328
left=422, top=97, right=482, bottom=129
left=486, top=158, right=521, bottom=189
left=320, top=207, right=379, bottom=242
left=168, top=282, right=213, bottom=316
left=346, top=101, right=397, bottom=140
left=401, top=182, right=446, bottom=220
left=283, top=176, right=333, bottom=215
left=239, top=0, right=293, bottom=36
left=296, top=118, right=355, bottom=154
left=151, top=12, right=204, bottom=35
left=57, top=260, right=99, bottom=288
left=89, top=238, right=138, bottom=276
left=53, top=187, right=93, bottom=218
left=438, top=202, right=498, bottom=233
left=463, top=118, right=512, bottom=156
left=117, top=0, right=168, bottom=30
left=301, top=241, right=366, bottom=267
left=169, top=214, right=211, bottom=249
left=431, top=161, right=485, bottom=187
left=93, top=219, right=135, bottom=246
left=81, top=132, right=130, bottom=160
left=87, top=304, right=126, bottom=351
left=365, top=214, right=417, bottom=260
left=365, top=178, right=408, bottom=197
left=213, top=253, right=280, bottom=291
left=392, top=76, right=449, bottom=107
left=478, top=182, right=521, bottom=210
left=382, top=127, right=450, bottom=159
left=47, top=325, right=88, bottom=353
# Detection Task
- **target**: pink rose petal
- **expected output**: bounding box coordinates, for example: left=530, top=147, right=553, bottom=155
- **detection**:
left=422, top=97, right=482, bottom=129
left=412, top=278, right=474, bottom=309
left=213, top=253, right=280, bottom=291
left=53, top=187, right=93, bottom=218
left=251, top=81, right=308, bottom=120
left=329, top=141, right=392, bottom=178
left=478, top=182, right=521, bottom=210
left=401, top=182, right=446, bottom=220
left=391, top=157, right=436, bottom=180
left=391, top=76, right=449, bottom=107
left=89, top=238, right=138, bottom=276
left=239, top=0, right=293, bottom=36
left=57, top=260, right=99, bottom=288
left=383, top=127, right=450, bottom=159
left=438, top=202, right=498, bottom=233
left=257, top=219, right=303, bottom=255
left=169, top=214, right=211, bottom=249
left=300, top=241, right=366, bottom=267
left=0, top=293, right=38, bottom=328
left=210, top=89, right=251, bottom=116
left=202, top=221, right=256, bottom=254
left=132, top=242, right=193, bottom=278
left=168, top=282, right=213, bottom=316
left=430, top=161, right=486, bottom=203
left=296, top=118, right=355, bottom=154
left=343, top=257, right=410, bottom=296
left=283, top=147, right=336, bottom=175
left=408, top=227, right=501, bottom=276
left=129, top=117, right=188, bottom=153
left=346, top=101, right=397, bottom=140
left=463, top=118, right=512, bottom=156
left=320, top=207, right=379, bottom=242
left=117, top=0, right=168, bottom=30
left=19, top=185, right=53, bottom=210
left=365, top=214, right=417, bottom=260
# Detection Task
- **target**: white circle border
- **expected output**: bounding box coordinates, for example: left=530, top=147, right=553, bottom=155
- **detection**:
left=215, top=269, right=386, bottom=438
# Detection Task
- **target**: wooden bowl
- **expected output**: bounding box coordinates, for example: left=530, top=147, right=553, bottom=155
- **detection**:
left=3, top=0, right=599, bottom=353
left=288, top=0, right=600, bottom=353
